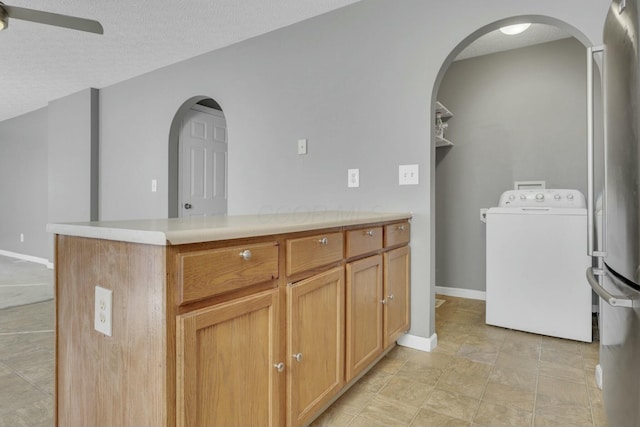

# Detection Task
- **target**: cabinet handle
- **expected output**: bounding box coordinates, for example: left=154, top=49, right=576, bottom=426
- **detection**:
left=318, top=237, right=328, bottom=245
left=381, top=298, right=387, bottom=305
left=388, top=294, right=394, bottom=301
left=397, top=225, right=405, bottom=232
left=292, top=353, right=303, bottom=362
left=366, top=230, right=374, bottom=237
left=274, top=362, right=285, bottom=372
left=239, top=249, right=252, bottom=260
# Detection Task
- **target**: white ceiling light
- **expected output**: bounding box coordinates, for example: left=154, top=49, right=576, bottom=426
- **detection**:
left=499, top=23, right=531, bottom=35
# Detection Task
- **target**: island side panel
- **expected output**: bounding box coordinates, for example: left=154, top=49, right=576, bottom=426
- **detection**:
left=55, top=235, right=168, bottom=426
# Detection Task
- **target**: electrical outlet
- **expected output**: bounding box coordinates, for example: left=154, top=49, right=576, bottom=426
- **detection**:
left=297, top=139, right=308, bottom=155
left=399, top=164, right=419, bottom=185
left=95, top=286, right=113, bottom=336
left=348, top=168, right=359, bottom=188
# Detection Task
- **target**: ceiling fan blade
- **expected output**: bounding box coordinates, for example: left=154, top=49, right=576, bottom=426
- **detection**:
left=4, top=5, right=103, bottom=34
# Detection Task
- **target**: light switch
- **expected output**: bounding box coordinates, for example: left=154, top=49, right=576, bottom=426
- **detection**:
left=399, top=164, right=419, bottom=185
left=297, top=139, right=308, bottom=155
left=151, top=179, right=157, bottom=192
left=348, top=169, right=359, bottom=188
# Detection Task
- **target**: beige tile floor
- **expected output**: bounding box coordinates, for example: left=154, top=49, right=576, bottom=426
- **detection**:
left=0, top=286, right=606, bottom=427
left=0, top=300, right=54, bottom=427
left=312, top=294, right=606, bottom=427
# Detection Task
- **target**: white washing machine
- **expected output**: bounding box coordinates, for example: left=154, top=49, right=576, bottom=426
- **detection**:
left=485, top=189, right=592, bottom=342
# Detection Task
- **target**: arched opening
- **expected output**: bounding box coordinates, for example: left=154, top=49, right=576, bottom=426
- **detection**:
left=168, top=96, right=228, bottom=218
left=429, top=16, right=601, bottom=337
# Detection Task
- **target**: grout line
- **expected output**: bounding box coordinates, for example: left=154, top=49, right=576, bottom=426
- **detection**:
left=0, top=283, right=52, bottom=287
left=0, top=330, right=54, bottom=336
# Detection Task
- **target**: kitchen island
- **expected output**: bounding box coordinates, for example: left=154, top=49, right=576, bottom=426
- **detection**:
left=47, top=211, right=411, bottom=427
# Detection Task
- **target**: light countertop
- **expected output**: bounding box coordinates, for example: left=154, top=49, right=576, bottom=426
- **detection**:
left=46, top=211, right=412, bottom=246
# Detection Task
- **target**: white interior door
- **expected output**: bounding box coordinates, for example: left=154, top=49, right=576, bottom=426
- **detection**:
left=179, top=106, right=227, bottom=217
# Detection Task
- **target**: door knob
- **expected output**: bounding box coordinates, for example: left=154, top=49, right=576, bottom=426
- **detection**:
left=292, top=353, right=303, bottom=362
left=274, top=362, right=285, bottom=372
left=184, top=203, right=192, bottom=210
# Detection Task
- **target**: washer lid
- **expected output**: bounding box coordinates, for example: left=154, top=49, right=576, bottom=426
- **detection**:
left=497, top=189, right=586, bottom=208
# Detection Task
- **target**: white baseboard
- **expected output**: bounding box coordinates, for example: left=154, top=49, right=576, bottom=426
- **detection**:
left=397, top=332, right=438, bottom=352
left=436, top=285, right=486, bottom=301
left=0, top=249, right=53, bottom=269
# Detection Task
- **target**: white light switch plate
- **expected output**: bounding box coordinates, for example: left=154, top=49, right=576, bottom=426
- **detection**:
left=348, top=168, right=359, bottom=188
left=95, top=286, right=113, bottom=336
left=399, top=164, right=419, bottom=185
left=297, top=139, right=308, bottom=155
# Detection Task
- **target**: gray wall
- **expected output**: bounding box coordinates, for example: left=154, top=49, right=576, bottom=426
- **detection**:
left=435, top=38, right=592, bottom=293
left=0, top=0, right=610, bottom=341
left=48, top=88, right=99, bottom=225
left=0, top=108, right=49, bottom=259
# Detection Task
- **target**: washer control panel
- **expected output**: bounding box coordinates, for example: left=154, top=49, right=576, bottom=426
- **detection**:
left=498, top=189, right=585, bottom=208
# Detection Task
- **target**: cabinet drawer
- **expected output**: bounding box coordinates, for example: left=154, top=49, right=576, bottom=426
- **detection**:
left=286, top=232, right=343, bottom=276
left=346, top=227, right=382, bottom=258
left=384, top=222, right=410, bottom=248
left=178, top=242, right=279, bottom=304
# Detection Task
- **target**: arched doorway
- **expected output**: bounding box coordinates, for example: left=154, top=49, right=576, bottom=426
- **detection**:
left=428, top=16, right=601, bottom=335
left=168, top=96, right=228, bottom=218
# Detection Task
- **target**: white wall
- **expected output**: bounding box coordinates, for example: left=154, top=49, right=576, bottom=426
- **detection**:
left=0, top=0, right=610, bottom=342
left=0, top=108, right=48, bottom=259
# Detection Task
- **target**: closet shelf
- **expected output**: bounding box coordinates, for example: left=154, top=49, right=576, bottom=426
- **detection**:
left=435, top=101, right=453, bottom=148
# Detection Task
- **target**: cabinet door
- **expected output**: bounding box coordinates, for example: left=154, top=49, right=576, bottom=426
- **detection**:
left=383, top=246, right=410, bottom=348
left=287, top=267, right=344, bottom=427
left=345, top=255, right=383, bottom=382
left=176, top=290, right=281, bottom=427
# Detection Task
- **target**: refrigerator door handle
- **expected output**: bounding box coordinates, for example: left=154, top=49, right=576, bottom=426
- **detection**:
left=586, top=267, right=633, bottom=308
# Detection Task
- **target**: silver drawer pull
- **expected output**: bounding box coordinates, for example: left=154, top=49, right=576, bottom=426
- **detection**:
left=318, top=237, right=328, bottom=245
left=239, top=249, right=252, bottom=260
left=274, top=362, right=285, bottom=372
left=397, top=225, right=405, bottom=231
left=366, top=230, right=375, bottom=237
left=292, top=353, right=303, bottom=362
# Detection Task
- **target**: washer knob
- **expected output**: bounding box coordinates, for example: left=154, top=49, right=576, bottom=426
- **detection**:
left=567, top=193, right=574, bottom=200
left=554, top=194, right=561, bottom=200
left=520, top=194, right=527, bottom=200
left=535, top=193, right=544, bottom=201
left=508, top=194, right=516, bottom=201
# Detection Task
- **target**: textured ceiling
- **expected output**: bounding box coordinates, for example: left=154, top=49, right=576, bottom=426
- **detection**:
left=456, top=23, right=571, bottom=61
left=0, top=0, right=361, bottom=122
left=1, top=3, right=572, bottom=123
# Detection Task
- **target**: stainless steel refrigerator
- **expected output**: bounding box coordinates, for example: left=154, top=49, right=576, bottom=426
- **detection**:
left=586, top=0, right=640, bottom=425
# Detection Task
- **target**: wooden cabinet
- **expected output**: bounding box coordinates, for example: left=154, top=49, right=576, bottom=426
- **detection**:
left=286, top=232, right=343, bottom=276
left=176, top=290, right=281, bottom=427
left=177, top=242, right=279, bottom=305
left=345, top=255, right=383, bottom=381
left=52, top=215, right=410, bottom=427
left=287, top=267, right=344, bottom=427
left=345, top=222, right=411, bottom=381
left=383, top=246, right=410, bottom=348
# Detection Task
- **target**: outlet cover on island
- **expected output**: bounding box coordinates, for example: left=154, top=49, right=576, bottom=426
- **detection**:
left=348, top=168, right=359, bottom=188
left=95, top=286, right=113, bottom=336
left=399, top=164, right=419, bottom=185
